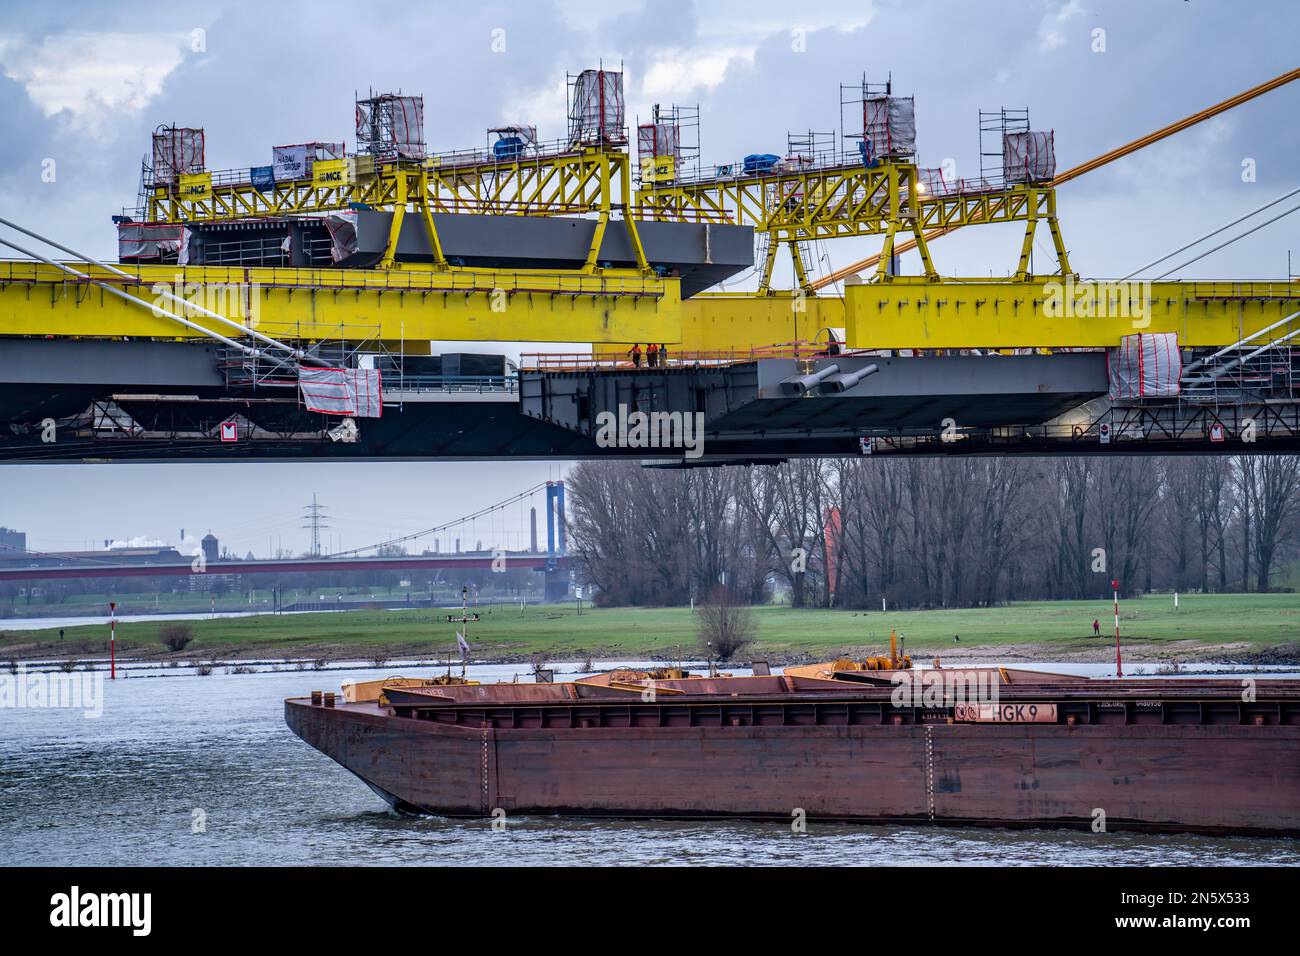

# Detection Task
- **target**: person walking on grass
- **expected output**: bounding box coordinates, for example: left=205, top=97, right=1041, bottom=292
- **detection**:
left=1092, top=618, right=1101, bottom=637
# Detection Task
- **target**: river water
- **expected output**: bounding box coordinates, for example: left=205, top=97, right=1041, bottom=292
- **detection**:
left=2, top=660, right=1297, bottom=867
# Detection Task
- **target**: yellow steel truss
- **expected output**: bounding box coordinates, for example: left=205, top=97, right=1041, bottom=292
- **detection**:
left=143, top=148, right=651, bottom=277
left=635, top=160, right=1069, bottom=291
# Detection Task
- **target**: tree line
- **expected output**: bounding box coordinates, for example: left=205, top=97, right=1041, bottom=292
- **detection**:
left=566, top=456, right=1300, bottom=609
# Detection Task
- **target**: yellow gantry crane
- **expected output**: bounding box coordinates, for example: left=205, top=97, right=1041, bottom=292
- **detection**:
left=2, top=67, right=1298, bottom=355
left=144, top=143, right=649, bottom=276
left=636, top=156, right=1069, bottom=290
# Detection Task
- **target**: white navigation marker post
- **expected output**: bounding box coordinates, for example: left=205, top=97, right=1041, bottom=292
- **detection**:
left=1112, top=579, right=1123, bottom=678
left=108, top=601, right=117, bottom=680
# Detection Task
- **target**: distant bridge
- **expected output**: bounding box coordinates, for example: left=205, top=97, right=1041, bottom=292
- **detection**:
left=0, top=552, right=571, bottom=582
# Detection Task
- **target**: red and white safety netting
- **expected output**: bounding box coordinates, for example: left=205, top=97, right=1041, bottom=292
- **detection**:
left=570, top=69, right=625, bottom=145
left=298, top=366, right=383, bottom=417
left=863, top=96, right=916, bottom=159
left=637, top=122, right=680, bottom=162
left=117, top=223, right=186, bottom=260
left=1108, top=332, right=1181, bottom=400
left=151, top=127, right=205, bottom=184
left=1003, top=130, right=1056, bottom=184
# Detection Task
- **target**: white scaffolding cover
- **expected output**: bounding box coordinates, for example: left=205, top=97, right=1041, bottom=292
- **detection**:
left=324, top=212, right=358, bottom=262
left=298, top=366, right=383, bottom=418
left=389, top=96, right=424, bottom=159
left=917, top=167, right=957, bottom=197
left=638, top=122, right=679, bottom=161
left=1003, top=130, right=1056, bottom=184
left=355, top=96, right=425, bottom=160
left=570, top=70, right=625, bottom=145
left=117, top=222, right=185, bottom=260
left=863, top=96, right=915, bottom=159
left=1108, top=332, right=1181, bottom=400
left=151, top=127, right=205, bottom=184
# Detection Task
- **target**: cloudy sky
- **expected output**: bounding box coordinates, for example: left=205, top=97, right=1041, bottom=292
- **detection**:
left=1, top=0, right=1298, bottom=557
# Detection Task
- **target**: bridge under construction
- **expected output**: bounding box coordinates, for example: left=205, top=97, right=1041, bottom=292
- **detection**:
left=1, top=67, right=1298, bottom=463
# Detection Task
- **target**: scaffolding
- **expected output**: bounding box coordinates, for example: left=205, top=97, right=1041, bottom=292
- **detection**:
left=785, top=129, right=838, bottom=169
left=635, top=103, right=699, bottom=185
left=568, top=68, right=627, bottom=147
left=979, top=108, right=1030, bottom=186
left=840, top=75, right=893, bottom=165
left=356, top=91, right=425, bottom=161
left=149, top=124, right=205, bottom=187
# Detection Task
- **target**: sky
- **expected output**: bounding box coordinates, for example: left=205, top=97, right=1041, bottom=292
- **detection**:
left=1, top=0, right=1298, bottom=557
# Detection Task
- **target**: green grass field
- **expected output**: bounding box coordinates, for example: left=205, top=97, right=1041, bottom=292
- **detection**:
left=3, top=591, right=1298, bottom=662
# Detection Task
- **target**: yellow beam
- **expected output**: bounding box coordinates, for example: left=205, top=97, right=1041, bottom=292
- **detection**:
left=679, top=292, right=845, bottom=351
left=845, top=276, right=1300, bottom=349
left=0, top=261, right=679, bottom=345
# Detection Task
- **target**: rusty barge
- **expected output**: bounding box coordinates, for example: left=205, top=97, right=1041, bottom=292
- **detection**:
left=285, top=666, right=1300, bottom=836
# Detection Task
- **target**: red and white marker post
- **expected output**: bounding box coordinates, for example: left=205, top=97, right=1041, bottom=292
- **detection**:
left=1111, top=579, right=1122, bottom=678
left=108, top=600, right=117, bottom=680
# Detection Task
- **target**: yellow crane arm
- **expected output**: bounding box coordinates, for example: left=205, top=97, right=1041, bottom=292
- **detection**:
left=809, top=67, right=1300, bottom=291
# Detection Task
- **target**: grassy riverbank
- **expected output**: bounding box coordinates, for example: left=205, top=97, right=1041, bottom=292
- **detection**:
left=3, top=592, right=1298, bottom=664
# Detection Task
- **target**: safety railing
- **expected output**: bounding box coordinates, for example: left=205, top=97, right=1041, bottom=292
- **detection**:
left=386, top=375, right=518, bottom=394
left=520, top=343, right=851, bottom=371
left=0, top=259, right=666, bottom=297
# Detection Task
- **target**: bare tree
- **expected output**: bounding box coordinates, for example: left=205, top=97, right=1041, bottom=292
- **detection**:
left=696, top=585, right=757, bottom=661
left=566, top=453, right=1297, bottom=610
left=1245, top=455, right=1300, bottom=591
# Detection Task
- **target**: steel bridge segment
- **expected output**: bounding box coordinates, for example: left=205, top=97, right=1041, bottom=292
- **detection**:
left=0, top=259, right=682, bottom=345
left=844, top=277, right=1300, bottom=349
left=339, top=211, right=754, bottom=297
left=4, top=340, right=1300, bottom=463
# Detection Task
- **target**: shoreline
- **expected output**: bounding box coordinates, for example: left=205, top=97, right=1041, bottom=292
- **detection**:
left=6, top=597, right=1300, bottom=670
left=5, top=637, right=1299, bottom=669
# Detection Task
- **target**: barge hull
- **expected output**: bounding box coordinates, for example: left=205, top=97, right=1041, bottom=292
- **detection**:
left=285, top=699, right=1300, bottom=836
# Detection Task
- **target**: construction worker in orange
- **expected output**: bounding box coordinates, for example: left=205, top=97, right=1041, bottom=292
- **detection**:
left=628, top=343, right=642, bottom=368
left=647, top=342, right=659, bottom=368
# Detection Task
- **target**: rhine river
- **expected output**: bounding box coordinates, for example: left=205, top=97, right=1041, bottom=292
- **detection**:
left=2, top=660, right=1297, bottom=866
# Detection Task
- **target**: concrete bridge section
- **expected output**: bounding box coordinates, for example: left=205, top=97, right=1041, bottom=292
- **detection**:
left=0, top=552, right=572, bottom=582
left=2, top=337, right=1298, bottom=462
